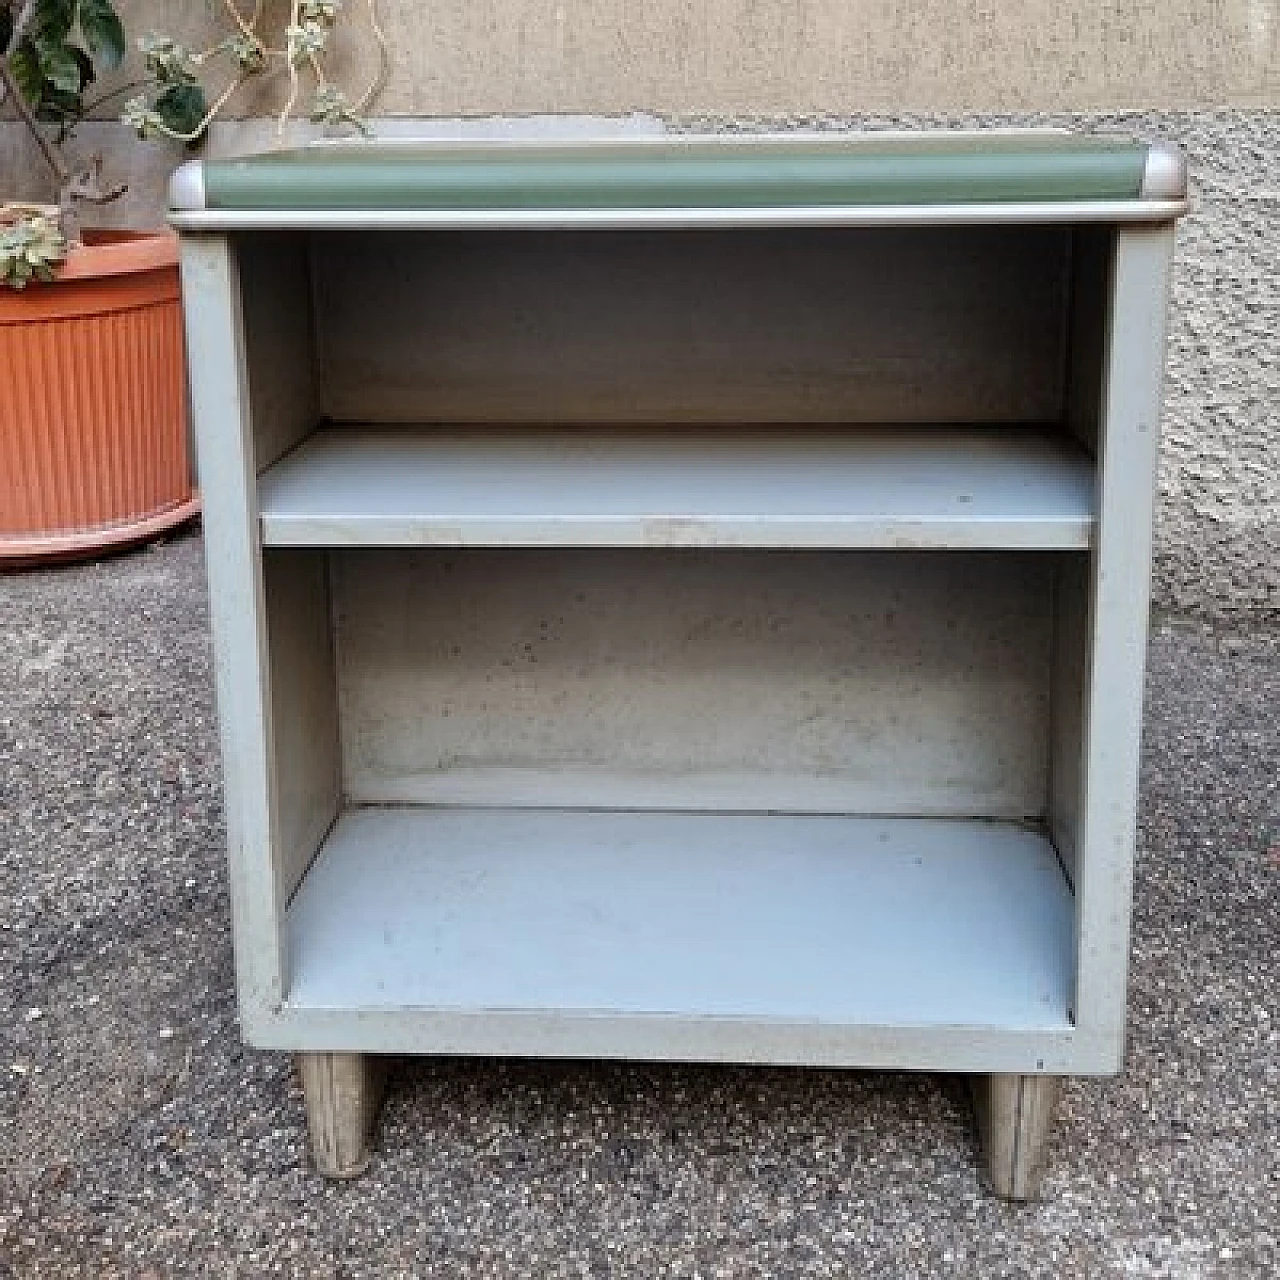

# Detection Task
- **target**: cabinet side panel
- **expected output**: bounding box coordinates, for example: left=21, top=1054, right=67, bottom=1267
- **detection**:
left=334, top=550, right=1053, bottom=818
left=1064, top=228, right=1114, bottom=455
left=236, top=232, right=319, bottom=471
left=1048, top=555, right=1088, bottom=891
left=264, top=551, right=341, bottom=901
left=1051, top=232, right=1113, bottom=893
left=1074, top=226, right=1176, bottom=1062
left=179, top=235, right=286, bottom=1025
left=313, top=228, right=1069, bottom=425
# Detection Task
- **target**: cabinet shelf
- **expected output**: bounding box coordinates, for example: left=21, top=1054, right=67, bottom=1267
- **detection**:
left=282, top=807, right=1075, bottom=1060
left=258, top=425, right=1094, bottom=551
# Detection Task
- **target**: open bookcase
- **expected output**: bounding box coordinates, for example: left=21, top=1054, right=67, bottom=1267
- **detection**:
left=173, top=132, right=1186, bottom=1196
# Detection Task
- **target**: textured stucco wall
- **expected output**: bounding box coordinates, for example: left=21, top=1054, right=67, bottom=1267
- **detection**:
left=1147, top=112, right=1280, bottom=621
left=1, top=109, right=1277, bottom=620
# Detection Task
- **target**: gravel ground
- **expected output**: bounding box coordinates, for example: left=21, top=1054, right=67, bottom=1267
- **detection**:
left=1, top=531, right=1277, bottom=1278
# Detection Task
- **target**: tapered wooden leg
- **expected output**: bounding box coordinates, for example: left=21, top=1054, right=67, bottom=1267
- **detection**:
left=298, top=1052, right=385, bottom=1178
left=971, top=1073, right=1061, bottom=1200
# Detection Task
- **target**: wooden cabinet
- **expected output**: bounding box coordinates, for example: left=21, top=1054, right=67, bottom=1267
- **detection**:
left=173, top=132, right=1186, bottom=1195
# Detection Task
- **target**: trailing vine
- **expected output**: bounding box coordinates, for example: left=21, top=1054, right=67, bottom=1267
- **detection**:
left=0, top=0, right=384, bottom=285
left=122, top=0, right=389, bottom=143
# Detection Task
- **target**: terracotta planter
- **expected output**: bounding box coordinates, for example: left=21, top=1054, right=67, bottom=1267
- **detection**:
left=0, top=229, right=198, bottom=565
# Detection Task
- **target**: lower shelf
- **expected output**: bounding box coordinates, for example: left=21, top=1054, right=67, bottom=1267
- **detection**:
left=284, top=808, right=1074, bottom=1048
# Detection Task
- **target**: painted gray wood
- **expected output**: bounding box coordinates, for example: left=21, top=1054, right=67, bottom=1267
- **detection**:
left=254, top=1006, right=1111, bottom=1072
left=311, top=228, right=1071, bottom=425
left=179, top=235, right=287, bottom=1023
left=333, top=551, right=1053, bottom=818
left=263, top=552, right=341, bottom=902
left=176, top=161, right=1180, bottom=1181
left=236, top=233, right=319, bottom=473
left=1071, top=226, right=1177, bottom=1062
left=180, top=232, right=330, bottom=1024
left=169, top=199, right=1188, bottom=232
left=1048, top=556, right=1089, bottom=893
left=259, top=426, right=1095, bottom=550
left=285, top=809, right=1074, bottom=1033
left=1064, top=228, right=1112, bottom=455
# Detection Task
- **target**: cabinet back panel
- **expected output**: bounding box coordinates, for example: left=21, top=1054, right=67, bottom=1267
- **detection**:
left=312, top=228, right=1070, bottom=425
left=333, top=550, right=1052, bottom=817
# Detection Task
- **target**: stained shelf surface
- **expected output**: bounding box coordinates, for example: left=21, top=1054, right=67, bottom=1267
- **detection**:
left=285, top=807, right=1075, bottom=1030
left=258, top=426, right=1095, bottom=550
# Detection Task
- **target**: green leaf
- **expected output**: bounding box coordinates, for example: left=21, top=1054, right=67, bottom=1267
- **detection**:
left=78, top=0, right=125, bottom=70
left=8, top=41, right=44, bottom=108
left=36, top=84, right=81, bottom=121
left=38, top=39, right=82, bottom=94
left=71, top=43, right=95, bottom=87
left=153, top=81, right=207, bottom=137
left=30, top=0, right=76, bottom=46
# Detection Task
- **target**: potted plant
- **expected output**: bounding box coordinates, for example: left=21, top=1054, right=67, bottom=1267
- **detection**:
left=1, top=0, right=385, bottom=563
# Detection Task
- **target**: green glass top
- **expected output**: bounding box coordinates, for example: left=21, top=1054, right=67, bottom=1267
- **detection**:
left=189, top=134, right=1156, bottom=212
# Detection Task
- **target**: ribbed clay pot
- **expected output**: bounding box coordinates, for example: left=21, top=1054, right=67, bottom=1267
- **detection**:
left=0, top=229, right=198, bottom=565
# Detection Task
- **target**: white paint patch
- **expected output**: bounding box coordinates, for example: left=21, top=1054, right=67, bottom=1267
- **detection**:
left=1110, top=1234, right=1214, bottom=1278
left=1246, top=0, right=1275, bottom=50
left=15, top=629, right=73, bottom=677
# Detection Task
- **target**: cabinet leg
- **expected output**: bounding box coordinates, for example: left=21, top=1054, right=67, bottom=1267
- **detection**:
left=971, top=1073, right=1061, bottom=1200
left=298, top=1052, right=385, bottom=1178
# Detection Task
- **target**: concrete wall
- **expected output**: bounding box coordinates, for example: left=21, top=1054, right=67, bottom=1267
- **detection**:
left=3, top=3, right=1278, bottom=620
left=101, top=1, right=1278, bottom=115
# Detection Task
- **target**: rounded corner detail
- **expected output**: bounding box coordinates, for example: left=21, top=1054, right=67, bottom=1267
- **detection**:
left=1140, top=142, right=1187, bottom=203
left=169, top=161, right=207, bottom=212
